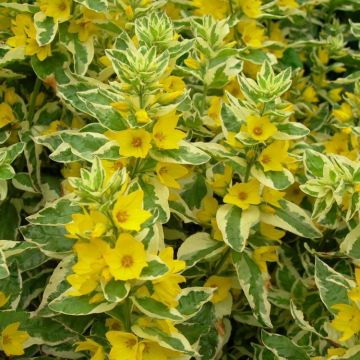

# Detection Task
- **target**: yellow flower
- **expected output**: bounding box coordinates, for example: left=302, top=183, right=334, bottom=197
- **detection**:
left=159, top=247, right=186, bottom=274
left=140, top=340, right=180, bottom=360
left=135, top=109, right=150, bottom=124
left=184, top=56, right=201, bottom=70
left=39, top=0, right=72, bottom=22
left=25, top=38, right=52, bottom=61
left=0, top=322, right=29, bottom=356
left=285, top=182, right=305, bottom=205
left=106, top=331, right=140, bottom=360
left=0, top=103, right=15, bottom=129
left=245, top=114, right=277, bottom=141
left=262, top=187, right=285, bottom=208
left=67, top=238, right=110, bottom=296
left=104, top=233, right=147, bottom=281
left=61, top=162, right=82, bottom=178
left=102, top=159, right=128, bottom=180
left=252, top=246, right=279, bottom=273
left=197, top=196, right=219, bottom=224
left=152, top=273, right=186, bottom=307
left=65, top=210, right=109, bottom=239
left=0, top=292, right=9, bottom=308
left=204, top=276, right=232, bottom=304
left=326, top=348, right=347, bottom=357
left=208, top=166, right=233, bottom=196
left=238, top=0, right=262, bottom=18
left=161, top=76, right=186, bottom=93
left=223, top=179, right=261, bottom=210
left=207, top=97, right=222, bottom=128
left=348, top=268, right=360, bottom=302
left=328, top=88, right=342, bottom=102
left=269, top=22, right=286, bottom=58
left=68, top=17, right=97, bottom=42
left=325, top=133, right=357, bottom=159
left=303, top=86, right=319, bottom=103
left=318, top=48, right=329, bottom=65
left=259, top=141, right=291, bottom=172
left=152, top=112, right=186, bottom=149
left=158, top=76, right=186, bottom=104
left=238, top=20, right=266, bottom=49
left=6, top=14, right=52, bottom=61
left=156, top=162, right=188, bottom=189
left=260, top=223, right=285, bottom=242
left=4, top=87, right=18, bottom=105
left=75, top=338, right=105, bottom=360
left=332, top=102, right=352, bottom=123
left=112, top=189, right=152, bottom=231
left=331, top=303, right=360, bottom=341
left=107, top=128, right=152, bottom=159
left=277, top=0, right=298, bottom=8
left=192, top=0, right=229, bottom=19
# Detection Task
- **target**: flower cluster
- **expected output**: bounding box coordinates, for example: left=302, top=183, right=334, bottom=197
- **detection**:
left=1, top=0, right=360, bottom=359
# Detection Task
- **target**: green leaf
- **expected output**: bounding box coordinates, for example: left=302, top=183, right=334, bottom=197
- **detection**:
left=0, top=250, right=9, bottom=279
left=314, top=257, right=353, bottom=314
left=150, top=141, right=211, bottom=165
left=181, top=173, right=207, bottom=210
left=217, top=205, right=260, bottom=252
left=0, top=164, right=15, bottom=180
left=274, top=123, right=309, bottom=140
left=232, top=252, right=272, bottom=327
left=176, top=287, right=214, bottom=319
left=303, top=150, right=331, bottom=178
left=140, top=257, right=169, bottom=280
left=178, top=232, right=225, bottom=267
left=260, top=200, right=322, bottom=239
left=31, top=52, right=71, bottom=85
left=74, top=0, right=108, bottom=12
left=252, top=163, right=294, bottom=190
left=261, top=330, right=310, bottom=360
left=59, top=23, right=94, bottom=75
left=34, top=12, right=58, bottom=46
left=132, top=296, right=183, bottom=321
left=340, top=224, right=360, bottom=259
left=135, top=176, right=170, bottom=224
left=1, top=142, right=25, bottom=164
left=0, top=201, right=20, bottom=240
left=132, top=323, right=195, bottom=355
left=77, top=89, right=128, bottom=131
left=26, top=198, right=81, bottom=225
left=101, top=279, right=130, bottom=303
left=21, top=224, right=74, bottom=258
left=49, top=291, right=116, bottom=315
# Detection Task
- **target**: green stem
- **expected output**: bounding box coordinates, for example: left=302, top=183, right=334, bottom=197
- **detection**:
left=213, top=248, right=231, bottom=274
left=28, top=77, right=42, bottom=125
left=123, top=297, right=132, bottom=332
left=244, top=151, right=256, bottom=182
left=228, top=0, right=241, bottom=45
left=201, top=83, right=208, bottom=116
left=130, top=158, right=141, bottom=178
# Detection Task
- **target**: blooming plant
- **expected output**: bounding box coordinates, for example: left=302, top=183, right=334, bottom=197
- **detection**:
left=1, top=0, right=360, bottom=359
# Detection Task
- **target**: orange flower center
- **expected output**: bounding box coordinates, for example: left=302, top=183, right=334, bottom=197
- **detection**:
left=238, top=192, right=248, bottom=200
left=125, top=338, right=137, bottom=348
left=116, top=211, right=129, bottom=223
left=253, top=127, right=263, bottom=136
left=58, top=2, right=67, bottom=11
left=154, top=132, right=166, bottom=141
left=2, top=334, right=11, bottom=345
left=132, top=137, right=142, bottom=147
left=261, top=155, right=271, bottom=164
left=121, top=255, right=134, bottom=268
